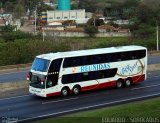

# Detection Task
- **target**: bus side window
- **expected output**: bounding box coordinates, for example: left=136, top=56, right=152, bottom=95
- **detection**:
left=63, top=58, right=71, bottom=68
left=97, top=54, right=105, bottom=63
left=49, top=59, right=62, bottom=72
left=83, top=72, right=89, bottom=81
left=111, top=53, right=118, bottom=62
left=81, top=56, right=88, bottom=66
left=117, top=52, right=122, bottom=61
left=63, top=57, right=82, bottom=67
left=139, top=50, right=146, bottom=59
left=131, top=51, right=137, bottom=59
left=126, top=51, right=134, bottom=60
left=71, top=57, right=81, bottom=67
left=106, top=68, right=118, bottom=78
left=62, top=75, right=69, bottom=84
left=75, top=74, right=82, bottom=82
left=99, top=71, right=105, bottom=79
left=121, top=52, right=128, bottom=61
left=86, top=55, right=92, bottom=65
left=105, top=54, right=111, bottom=63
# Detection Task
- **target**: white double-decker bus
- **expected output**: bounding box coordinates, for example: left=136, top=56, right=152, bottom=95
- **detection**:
left=27, top=45, right=147, bottom=97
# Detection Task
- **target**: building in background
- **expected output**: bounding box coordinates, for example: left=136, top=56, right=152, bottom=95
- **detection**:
left=0, top=13, right=13, bottom=25
left=47, top=9, right=88, bottom=24
left=41, top=11, right=47, bottom=24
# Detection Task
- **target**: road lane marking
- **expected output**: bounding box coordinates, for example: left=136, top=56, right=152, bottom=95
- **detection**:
left=147, top=75, right=160, bottom=79
left=131, top=84, right=160, bottom=90
left=19, top=93, right=160, bottom=122
left=0, top=94, right=29, bottom=101
left=42, top=97, right=79, bottom=105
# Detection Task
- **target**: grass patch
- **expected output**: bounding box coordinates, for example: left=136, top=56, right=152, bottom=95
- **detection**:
left=33, top=98, right=160, bottom=123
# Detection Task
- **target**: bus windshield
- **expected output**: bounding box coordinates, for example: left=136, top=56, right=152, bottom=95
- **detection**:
left=31, top=58, right=50, bottom=72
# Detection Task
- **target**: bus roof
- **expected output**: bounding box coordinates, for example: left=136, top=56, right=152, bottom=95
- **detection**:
left=36, top=45, right=147, bottom=60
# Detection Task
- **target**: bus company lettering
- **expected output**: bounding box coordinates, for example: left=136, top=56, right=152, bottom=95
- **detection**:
left=121, top=61, right=139, bottom=75
left=81, top=63, right=111, bottom=72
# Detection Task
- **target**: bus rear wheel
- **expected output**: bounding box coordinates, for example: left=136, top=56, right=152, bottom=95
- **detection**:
left=61, top=87, right=69, bottom=97
left=72, top=86, right=81, bottom=95
left=125, top=78, right=132, bottom=87
left=116, top=79, right=123, bottom=88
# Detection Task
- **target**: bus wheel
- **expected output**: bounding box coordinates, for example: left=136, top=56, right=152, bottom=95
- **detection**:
left=72, top=85, right=81, bottom=95
left=116, top=79, right=123, bottom=88
left=125, top=78, right=132, bottom=87
left=61, top=87, right=69, bottom=97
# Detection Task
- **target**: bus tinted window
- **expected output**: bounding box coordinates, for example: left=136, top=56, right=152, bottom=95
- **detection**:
left=63, top=49, right=146, bottom=68
left=48, top=58, right=62, bottom=72
left=62, top=68, right=118, bottom=84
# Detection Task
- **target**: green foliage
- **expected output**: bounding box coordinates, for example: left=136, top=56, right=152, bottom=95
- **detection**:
left=37, top=4, right=54, bottom=14
left=34, top=98, right=160, bottom=123
left=84, top=26, right=98, bottom=37
left=0, top=25, right=15, bottom=32
left=13, top=2, right=25, bottom=19
left=87, top=18, right=105, bottom=27
left=0, top=39, right=70, bottom=66
left=1, top=31, right=33, bottom=42
left=71, top=3, right=79, bottom=10
left=132, top=24, right=155, bottom=38
left=0, top=35, right=159, bottom=66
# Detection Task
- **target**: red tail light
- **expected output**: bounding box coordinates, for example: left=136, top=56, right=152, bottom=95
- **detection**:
left=26, top=72, right=32, bottom=81
left=26, top=74, right=30, bottom=81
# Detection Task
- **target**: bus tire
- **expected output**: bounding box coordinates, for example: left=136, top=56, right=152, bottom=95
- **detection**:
left=61, top=87, right=69, bottom=97
left=116, top=79, right=123, bottom=88
left=125, top=78, right=132, bottom=87
left=72, top=85, right=81, bottom=95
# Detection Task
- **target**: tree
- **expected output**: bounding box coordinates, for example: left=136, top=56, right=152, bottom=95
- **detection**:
left=13, top=2, right=25, bottom=19
left=87, top=18, right=105, bottom=27
left=132, top=24, right=155, bottom=38
left=23, top=0, right=42, bottom=18
left=37, top=4, right=54, bottom=14
left=1, top=25, right=15, bottom=32
left=85, top=25, right=98, bottom=37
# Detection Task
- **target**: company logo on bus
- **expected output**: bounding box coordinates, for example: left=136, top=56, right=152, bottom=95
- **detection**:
left=80, top=63, right=111, bottom=72
left=117, top=60, right=145, bottom=77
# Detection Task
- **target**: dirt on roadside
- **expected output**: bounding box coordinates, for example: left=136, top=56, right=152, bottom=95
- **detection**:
left=0, top=88, right=29, bottom=99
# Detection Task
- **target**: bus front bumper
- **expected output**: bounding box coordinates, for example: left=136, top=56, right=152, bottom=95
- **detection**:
left=29, top=86, right=46, bottom=97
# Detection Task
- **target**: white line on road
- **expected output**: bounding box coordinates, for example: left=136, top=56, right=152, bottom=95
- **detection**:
left=131, top=84, right=160, bottom=90
left=147, top=75, right=160, bottom=79
left=18, top=93, right=160, bottom=122
left=0, top=94, right=30, bottom=101
left=42, top=97, right=79, bottom=105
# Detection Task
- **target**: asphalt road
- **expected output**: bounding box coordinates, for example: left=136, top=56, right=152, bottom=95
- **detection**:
left=0, top=55, right=159, bottom=83
left=0, top=70, right=29, bottom=83
left=0, top=71, right=160, bottom=122
left=148, top=55, right=160, bottom=64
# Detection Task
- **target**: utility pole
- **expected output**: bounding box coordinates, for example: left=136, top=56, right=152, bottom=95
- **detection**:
left=43, top=28, right=45, bottom=41
left=35, top=6, right=37, bottom=32
left=157, top=20, right=159, bottom=51
left=94, top=17, right=96, bottom=27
